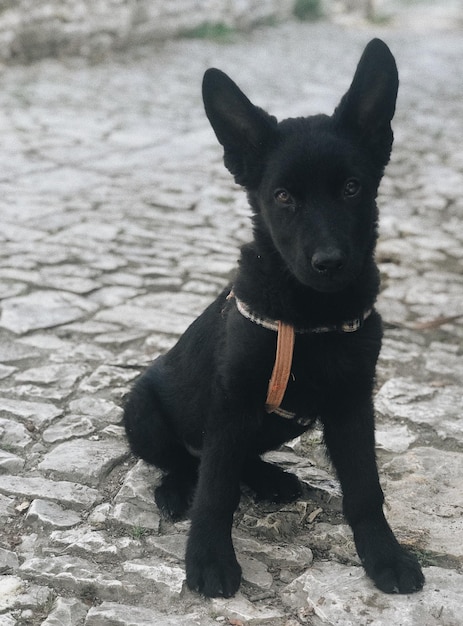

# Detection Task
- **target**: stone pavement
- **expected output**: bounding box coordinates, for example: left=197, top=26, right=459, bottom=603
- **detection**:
left=0, top=15, right=462, bottom=626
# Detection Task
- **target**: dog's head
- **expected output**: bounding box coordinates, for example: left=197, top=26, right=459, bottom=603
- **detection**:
left=202, top=39, right=398, bottom=293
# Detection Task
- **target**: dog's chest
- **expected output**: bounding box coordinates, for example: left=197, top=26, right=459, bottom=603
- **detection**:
left=270, top=333, right=351, bottom=422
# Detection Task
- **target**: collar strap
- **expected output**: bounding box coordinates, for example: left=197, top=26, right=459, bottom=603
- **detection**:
left=228, top=292, right=371, bottom=415
left=265, top=320, right=295, bottom=413
left=232, top=293, right=371, bottom=335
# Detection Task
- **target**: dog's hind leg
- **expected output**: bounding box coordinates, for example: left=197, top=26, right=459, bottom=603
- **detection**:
left=242, top=456, right=302, bottom=503
left=123, top=370, right=198, bottom=521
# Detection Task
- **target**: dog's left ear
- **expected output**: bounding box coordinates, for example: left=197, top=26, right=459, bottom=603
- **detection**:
left=202, top=68, right=277, bottom=187
left=334, top=39, right=399, bottom=166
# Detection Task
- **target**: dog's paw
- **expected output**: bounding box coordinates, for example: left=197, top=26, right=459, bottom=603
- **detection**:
left=244, top=460, right=302, bottom=503
left=186, top=547, right=241, bottom=598
left=365, top=546, right=425, bottom=594
left=356, top=527, right=425, bottom=594
left=154, top=474, right=194, bottom=521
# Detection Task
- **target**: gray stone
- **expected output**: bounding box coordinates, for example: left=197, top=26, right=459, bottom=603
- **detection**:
left=375, top=424, right=417, bottom=454
left=123, top=560, right=185, bottom=596
left=25, top=499, right=81, bottom=529
left=2, top=382, right=76, bottom=403
left=146, top=534, right=187, bottom=561
left=382, top=447, right=463, bottom=560
left=0, top=548, right=19, bottom=573
left=41, top=597, right=88, bottom=626
left=376, top=378, right=463, bottom=443
left=0, top=576, right=24, bottom=612
left=0, top=495, right=15, bottom=520
left=109, top=502, right=160, bottom=532
left=50, top=529, right=118, bottom=557
left=114, top=460, right=162, bottom=509
left=88, top=503, right=112, bottom=527
left=84, top=602, right=214, bottom=626
left=240, top=555, right=273, bottom=590
left=49, top=342, right=115, bottom=364
left=78, top=365, right=140, bottom=394
left=0, top=449, right=25, bottom=473
left=293, top=465, right=342, bottom=506
left=68, top=396, right=123, bottom=421
left=0, top=418, right=32, bottom=450
left=0, top=290, right=98, bottom=334
left=281, top=562, right=463, bottom=626
left=212, top=593, right=286, bottom=625
left=0, top=365, right=16, bottom=380
left=15, top=363, right=87, bottom=388
left=0, top=397, right=62, bottom=428
left=19, top=556, right=135, bottom=601
left=424, top=341, right=463, bottom=379
left=234, top=535, right=313, bottom=570
left=0, top=476, right=99, bottom=510
left=307, top=523, right=358, bottom=566
left=38, top=439, right=128, bottom=486
left=42, top=415, right=96, bottom=444
left=18, top=333, right=72, bottom=352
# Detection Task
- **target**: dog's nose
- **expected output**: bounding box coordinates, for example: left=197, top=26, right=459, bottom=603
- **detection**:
left=311, top=249, right=346, bottom=274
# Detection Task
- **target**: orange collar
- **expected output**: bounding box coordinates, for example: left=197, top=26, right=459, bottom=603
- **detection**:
left=265, top=320, right=295, bottom=413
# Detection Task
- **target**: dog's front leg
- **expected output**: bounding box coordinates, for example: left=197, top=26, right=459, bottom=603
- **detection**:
left=185, top=412, right=246, bottom=598
left=321, top=397, right=425, bottom=594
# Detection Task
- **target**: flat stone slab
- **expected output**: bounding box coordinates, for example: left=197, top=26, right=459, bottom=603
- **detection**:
left=38, top=439, right=128, bottom=486
left=84, top=602, right=217, bottom=626
left=123, top=560, right=185, bottom=597
left=212, top=593, right=286, bottom=625
left=15, top=363, right=87, bottom=388
left=19, top=556, right=134, bottom=602
left=114, top=460, right=162, bottom=509
left=0, top=476, right=99, bottom=510
left=235, top=534, right=314, bottom=570
left=0, top=450, right=24, bottom=473
left=281, top=562, right=463, bottom=626
left=50, top=529, right=118, bottom=557
left=41, top=597, right=88, bottom=626
left=0, top=397, right=62, bottom=427
left=0, top=547, right=19, bottom=573
left=0, top=576, right=26, bottom=612
left=375, top=378, right=463, bottom=443
left=0, top=418, right=32, bottom=450
left=382, top=447, right=463, bottom=560
left=25, top=499, right=81, bottom=529
left=0, top=290, right=98, bottom=334
left=42, top=414, right=96, bottom=444
left=109, top=502, right=160, bottom=532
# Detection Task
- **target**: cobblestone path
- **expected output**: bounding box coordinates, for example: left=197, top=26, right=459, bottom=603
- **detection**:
left=0, top=17, right=462, bottom=626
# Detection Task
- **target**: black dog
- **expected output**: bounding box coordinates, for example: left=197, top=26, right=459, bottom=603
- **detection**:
left=124, top=39, right=424, bottom=598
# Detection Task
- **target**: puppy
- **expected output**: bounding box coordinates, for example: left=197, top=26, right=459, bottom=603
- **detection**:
left=124, top=39, right=425, bottom=598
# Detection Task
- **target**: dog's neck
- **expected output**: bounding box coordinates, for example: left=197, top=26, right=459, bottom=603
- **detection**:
left=233, top=236, right=380, bottom=330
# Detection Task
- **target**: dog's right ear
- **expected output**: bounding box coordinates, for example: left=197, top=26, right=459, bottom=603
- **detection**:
left=202, top=69, right=277, bottom=186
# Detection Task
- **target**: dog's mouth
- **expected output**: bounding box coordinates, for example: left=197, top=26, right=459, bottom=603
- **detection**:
left=307, top=274, right=352, bottom=293
left=291, top=264, right=355, bottom=293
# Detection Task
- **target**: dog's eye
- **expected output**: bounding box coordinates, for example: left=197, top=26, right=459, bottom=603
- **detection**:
left=274, top=189, right=294, bottom=205
left=344, top=179, right=361, bottom=198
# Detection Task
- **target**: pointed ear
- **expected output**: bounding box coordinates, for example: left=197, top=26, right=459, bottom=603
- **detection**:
left=333, top=39, right=399, bottom=165
left=202, top=68, right=277, bottom=186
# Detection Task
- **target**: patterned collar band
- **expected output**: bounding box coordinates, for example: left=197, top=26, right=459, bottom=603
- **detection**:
left=231, top=293, right=371, bottom=334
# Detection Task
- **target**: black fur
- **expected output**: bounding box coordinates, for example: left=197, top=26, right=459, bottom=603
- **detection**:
left=124, top=39, right=424, bottom=598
